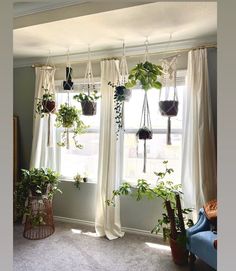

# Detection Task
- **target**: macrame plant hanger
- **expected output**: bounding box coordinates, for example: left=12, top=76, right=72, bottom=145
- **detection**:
left=159, top=34, right=179, bottom=145
left=41, top=52, right=56, bottom=147
left=137, top=39, right=153, bottom=173
left=64, top=50, right=72, bottom=149
left=84, top=45, right=95, bottom=97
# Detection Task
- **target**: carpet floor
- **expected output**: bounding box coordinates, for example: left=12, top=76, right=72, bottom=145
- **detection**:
left=14, top=221, right=215, bottom=271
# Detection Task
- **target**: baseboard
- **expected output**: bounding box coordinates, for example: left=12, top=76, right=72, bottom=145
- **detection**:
left=54, top=215, right=162, bottom=238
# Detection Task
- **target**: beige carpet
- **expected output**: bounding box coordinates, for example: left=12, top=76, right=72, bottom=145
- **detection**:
left=14, top=221, right=215, bottom=271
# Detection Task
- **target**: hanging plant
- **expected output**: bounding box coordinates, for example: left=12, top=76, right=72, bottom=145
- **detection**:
left=35, top=86, right=56, bottom=118
left=55, top=103, right=88, bottom=149
left=73, top=90, right=100, bottom=116
left=63, top=66, right=74, bottom=90
left=136, top=126, right=153, bottom=140
left=125, top=61, right=163, bottom=91
left=159, top=55, right=179, bottom=145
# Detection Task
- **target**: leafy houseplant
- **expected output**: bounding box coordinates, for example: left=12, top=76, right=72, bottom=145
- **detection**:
left=73, top=90, right=100, bottom=116
left=108, top=82, right=131, bottom=137
left=35, top=87, right=56, bottom=118
left=106, top=161, right=193, bottom=265
left=55, top=103, right=88, bottom=148
left=15, top=168, right=61, bottom=226
left=125, top=61, right=163, bottom=91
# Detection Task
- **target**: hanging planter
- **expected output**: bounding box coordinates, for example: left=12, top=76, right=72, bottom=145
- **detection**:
left=136, top=126, right=153, bottom=140
left=159, top=55, right=179, bottom=145
left=137, top=91, right=152, bottom=173
left=74, top=47, right=100, bottom=116
left=73, top=90, right=100, bottom=116
left=63, top=66, right=74, bottom=90
left=55, top=103, right=88, bottom=149
left=35, top=67, right=56, bottom=148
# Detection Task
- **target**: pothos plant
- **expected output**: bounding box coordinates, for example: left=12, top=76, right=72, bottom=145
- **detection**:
left=125, top=61, right=163, bottom=91
left=15, top=168, right=61, bottom=226
left=73, top=90, right=100, bottom=102
left=55, top=103, right=88, bottom=148
left=106, top=161, right=194, bottom=243
left=35, top=86, right=56, bottom=118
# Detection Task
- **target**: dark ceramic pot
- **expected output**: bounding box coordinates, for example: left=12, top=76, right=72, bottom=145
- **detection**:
left=81, top=101, right=97, bottom=116
left=136, top=127, right=153, bottom=140
left=115, top=86, right=132, bottom=102
left=42, top=100, right=56, bottom=113
left=159, top=100, right=179, bottom=117
left=169, top=237, right=189, bottom=265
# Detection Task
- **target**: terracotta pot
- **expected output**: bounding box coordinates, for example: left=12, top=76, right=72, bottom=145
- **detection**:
left=136, top=127, right=153, bottom=140
left=159, top=100, right=178, bottom=117
left=42, top=100, right=56, bottom=113
left=81, top=101, right=97, bottom=116
left=169, top=237, right=189, bottom=265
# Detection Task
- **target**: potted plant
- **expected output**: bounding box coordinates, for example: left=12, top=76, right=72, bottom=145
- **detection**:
left=35, top=87, right=56, bottom=117
left=125, top=61, right=163, bottom=91
left=15, top=168, right=61, bottom=225
left=73, top=90, right=100, bottom=116
left=55, top=103, right=88, bottom=148
left=159, top=100, right=179, bottom=117
left=107, top=82, right=131, bottom=137
left=106, top=161, right=193, bottom=265
left=73, top=173, right=88, bottom=190
left=63, top=66, right=74, bottom=90
left=136, top=126, right=153, bottom=140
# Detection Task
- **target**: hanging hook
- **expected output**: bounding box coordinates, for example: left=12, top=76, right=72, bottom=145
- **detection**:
left=144, top=37, right=149, bottom=61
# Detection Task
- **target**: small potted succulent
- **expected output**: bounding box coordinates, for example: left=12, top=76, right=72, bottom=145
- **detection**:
left=125, top=61, right=163, bottom=91
left=73, top=173, right=88, bottom=190
left=35, top=87, right=56, bottom=117
left=63, top=67, right=74, bottom=90
left=55, top=103, right=88, bottom=148
left=73, top=90, right=100, bottom=116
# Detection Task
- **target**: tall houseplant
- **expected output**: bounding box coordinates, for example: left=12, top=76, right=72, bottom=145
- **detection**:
left=55, top=103, right=88, bottom=149
left=106, top=161, right=193, bottom=265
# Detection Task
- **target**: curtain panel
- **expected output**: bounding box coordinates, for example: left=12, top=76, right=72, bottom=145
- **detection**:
left=95, top=59, right=124, bottom=240
left=181, top=48, right=217, bottom=212
left=30, top=66, right=59, bottom=171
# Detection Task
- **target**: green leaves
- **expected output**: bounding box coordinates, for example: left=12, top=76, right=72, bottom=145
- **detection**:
left=126, top=61, right=163, bottom=91
left=73, top=90, right=100, bottom=102
left=55, top=103, right=88, bottom=148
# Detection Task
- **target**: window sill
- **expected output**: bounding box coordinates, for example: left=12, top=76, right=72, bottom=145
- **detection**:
left=59, top=177, right=97, bottom=185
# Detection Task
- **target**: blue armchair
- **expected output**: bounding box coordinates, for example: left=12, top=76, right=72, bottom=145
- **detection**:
left=186, top=208, right=217, bottom=270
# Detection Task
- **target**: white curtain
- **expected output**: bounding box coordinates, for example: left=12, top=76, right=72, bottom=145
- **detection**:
left=95, top=59, right=124, bottom=240
left=181, top=49, right=217, bottom=213
left=30, top=66, right=59, bottom=171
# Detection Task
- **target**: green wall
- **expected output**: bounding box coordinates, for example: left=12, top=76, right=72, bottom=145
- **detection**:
left=13, top=67, right=35, bottom=169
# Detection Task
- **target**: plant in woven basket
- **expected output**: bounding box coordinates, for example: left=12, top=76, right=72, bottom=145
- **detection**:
left=106, top=161, right=194, bottom=265
left=15, top=168, right=61, bottom=226
left=73, top=90, right=100, bottom=116
left=35, top=87, right=56, bottom=118
left=125, top=61, right=163, bottom=91
left=55, top=103, right=88, bottom=148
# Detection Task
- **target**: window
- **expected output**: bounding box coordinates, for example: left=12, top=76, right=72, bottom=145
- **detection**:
left=55, top=81, right=100, bottom=182
left=122, top=72, right=185, bottom=185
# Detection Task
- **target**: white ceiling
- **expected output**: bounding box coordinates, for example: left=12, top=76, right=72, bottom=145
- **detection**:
left=13, top=2, right=217, bottom=62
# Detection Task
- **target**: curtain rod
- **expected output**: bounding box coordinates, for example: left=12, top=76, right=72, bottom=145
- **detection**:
left=31, top=43, right=217, bottom=67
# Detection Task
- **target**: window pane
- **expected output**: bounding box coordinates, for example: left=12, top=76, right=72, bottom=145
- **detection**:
left=124, top=86, right=183, bottom=130
left=123, top=133, right=182, bottom=185
left=59, top=132, right=99, bottom=181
